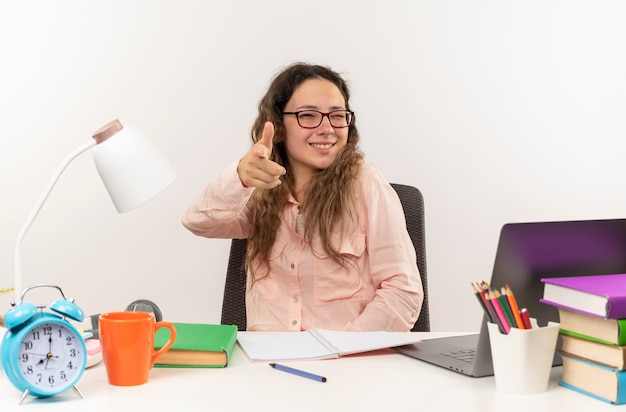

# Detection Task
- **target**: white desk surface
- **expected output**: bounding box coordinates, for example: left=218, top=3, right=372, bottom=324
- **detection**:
left=1, top=331, right=624, bottom=411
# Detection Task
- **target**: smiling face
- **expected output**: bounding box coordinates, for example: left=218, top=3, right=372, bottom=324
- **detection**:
left=282, top=78, right=349, bottom=186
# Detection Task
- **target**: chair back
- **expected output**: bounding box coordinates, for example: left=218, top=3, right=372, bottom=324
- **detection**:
left=221, top=238, right=248, bottom=331
left=390, top=183, right=429, bottom=332
left=220, top=183, right=429, bottom=331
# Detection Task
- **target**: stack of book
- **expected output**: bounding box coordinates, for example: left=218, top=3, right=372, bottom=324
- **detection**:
left=540, top=273, right=626, bottom=405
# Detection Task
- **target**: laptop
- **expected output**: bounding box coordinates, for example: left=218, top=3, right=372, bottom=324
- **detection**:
left=395, top=218, right=626, bottom=377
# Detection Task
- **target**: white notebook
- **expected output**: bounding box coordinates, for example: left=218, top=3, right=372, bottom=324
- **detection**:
left=236, top=329, right=420, bottom=362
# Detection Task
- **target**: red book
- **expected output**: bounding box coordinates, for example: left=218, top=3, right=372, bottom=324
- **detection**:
left=540, top=273, right=626, bottom=319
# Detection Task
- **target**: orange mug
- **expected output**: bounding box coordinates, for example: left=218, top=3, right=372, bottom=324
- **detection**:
left=99, top=311, right=176, bottom=386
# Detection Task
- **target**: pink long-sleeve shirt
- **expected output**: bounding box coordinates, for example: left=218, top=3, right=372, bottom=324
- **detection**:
left=182, top=161, right=423, bottom=332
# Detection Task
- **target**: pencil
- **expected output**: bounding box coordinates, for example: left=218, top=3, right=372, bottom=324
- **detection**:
left=478, top=282, right=501, bottom=327
left=479, top=283, right=506, bottom=333
left=495, top=289, right=516, bottom=329
left=471, top=282, right=493, bottom=323
left=504, top=285, right=525, bottom=329
left=485, top=294, right=505, bottom=334
left=520, top=308, right=532, bottom=329
left=475, top=282, right=491, bottom=309
left=479, top=284, right=496, bottom=324
left=487, top=291, right=511, bottom=334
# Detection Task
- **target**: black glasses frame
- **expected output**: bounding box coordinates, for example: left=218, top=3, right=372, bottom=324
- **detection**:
left=282, top=109, right=354, bottom=129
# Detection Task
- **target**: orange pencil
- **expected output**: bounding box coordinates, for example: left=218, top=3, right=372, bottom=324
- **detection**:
left=504, top=285, right=525, bottom=329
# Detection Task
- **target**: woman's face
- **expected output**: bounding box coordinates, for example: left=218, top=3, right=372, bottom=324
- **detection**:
left=282, top=78, right=349, bottom=183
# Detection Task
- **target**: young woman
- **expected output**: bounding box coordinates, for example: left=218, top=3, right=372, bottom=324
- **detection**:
left=182, top=62, right=423, bottom=331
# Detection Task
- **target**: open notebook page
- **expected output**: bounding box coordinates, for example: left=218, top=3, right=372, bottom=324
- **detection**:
left=237, top=329, right=420, bottom=362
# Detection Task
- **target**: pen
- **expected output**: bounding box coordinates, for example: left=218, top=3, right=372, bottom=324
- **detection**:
left=269, top=363, right=327, bottom=383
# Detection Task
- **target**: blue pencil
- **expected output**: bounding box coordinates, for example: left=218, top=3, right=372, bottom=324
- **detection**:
left=269, top=363, right=327, bottom=382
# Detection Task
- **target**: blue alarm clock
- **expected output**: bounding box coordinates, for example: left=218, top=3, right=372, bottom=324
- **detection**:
left=1, top=284, right=87, bottom=405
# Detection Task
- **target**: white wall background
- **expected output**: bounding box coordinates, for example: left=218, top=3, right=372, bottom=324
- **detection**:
left=1, top=1, right=625, bottom=331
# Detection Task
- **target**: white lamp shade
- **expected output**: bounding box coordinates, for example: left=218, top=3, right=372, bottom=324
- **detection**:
left=92, top=121, right=176, bottom=213
left=12, top=119, right=176, bottom=301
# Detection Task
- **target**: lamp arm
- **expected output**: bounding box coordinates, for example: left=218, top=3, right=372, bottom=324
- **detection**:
left=13, top=139, right=97, bottom=302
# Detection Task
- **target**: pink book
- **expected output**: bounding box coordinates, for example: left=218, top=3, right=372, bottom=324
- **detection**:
left=540, top=273, right=626, bottom=319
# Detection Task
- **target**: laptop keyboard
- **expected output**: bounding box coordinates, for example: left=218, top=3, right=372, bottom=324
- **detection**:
left=442, top=349, right=476, bottom=364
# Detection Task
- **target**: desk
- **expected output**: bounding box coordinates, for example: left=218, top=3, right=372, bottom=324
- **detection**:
left=0, top=332, right=623, bottom=411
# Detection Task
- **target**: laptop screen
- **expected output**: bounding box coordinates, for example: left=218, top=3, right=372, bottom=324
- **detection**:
left=489, top=218, right=626, bottom=327
left=394, top=217, right=626, bottom=377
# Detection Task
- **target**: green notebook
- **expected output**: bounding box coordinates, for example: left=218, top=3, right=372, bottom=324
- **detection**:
left=154, top=323, right=238, bottom=368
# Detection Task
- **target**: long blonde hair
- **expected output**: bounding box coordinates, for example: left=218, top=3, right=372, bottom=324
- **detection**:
left=247, top=63, right=363, bottom=277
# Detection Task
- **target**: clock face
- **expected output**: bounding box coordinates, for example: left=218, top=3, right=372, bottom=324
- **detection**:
left=16, top=321, right=85, bottom=392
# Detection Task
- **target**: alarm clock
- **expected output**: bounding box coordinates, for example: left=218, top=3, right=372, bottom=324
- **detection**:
left=1, top=284, right=87, bottom=404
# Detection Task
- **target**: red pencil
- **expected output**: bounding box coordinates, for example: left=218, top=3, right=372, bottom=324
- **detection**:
left=471, top=282, right=493, bottom=323
left=520, top=308, right=532, bottom=329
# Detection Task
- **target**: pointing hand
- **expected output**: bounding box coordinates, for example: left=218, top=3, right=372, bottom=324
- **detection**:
left=237, top=122, right=286, bottom=189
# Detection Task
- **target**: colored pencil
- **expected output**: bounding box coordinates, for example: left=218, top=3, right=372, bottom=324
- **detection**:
left=479, top=282, right=503, bottom=329
left=471, top=282, right=493, bottom=323
left=487, top=290, right=511, bottom=334
left=484, top=292, right=506, bottom=334
left=471, top=281, right=535, bottom=334
left=495, top=289, right=516, bottom=328
left=504, top=284, right=525, bottom=329
left=520, top=308, right=532, bottom=329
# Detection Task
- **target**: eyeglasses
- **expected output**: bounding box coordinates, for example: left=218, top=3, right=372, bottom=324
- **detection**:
left=282, top=110, right=354, bottom=129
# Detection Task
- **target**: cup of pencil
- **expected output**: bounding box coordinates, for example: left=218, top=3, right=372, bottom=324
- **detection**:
left=472, top=282, right=560, bottom=395
left=472, top=282, right=531, bottom=334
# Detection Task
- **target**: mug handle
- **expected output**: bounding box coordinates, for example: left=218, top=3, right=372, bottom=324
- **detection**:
left=151, top=321, right=177, bottom=367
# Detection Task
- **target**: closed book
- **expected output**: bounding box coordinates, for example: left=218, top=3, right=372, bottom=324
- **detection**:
left=559, top=334, right=626, bottom=369
left=560, top=354, right=626, bottom=405
left=154, top=323, right=237, bottom=368
left=558, top=307, right=626, bottom=346
left=540, top=273, right=626, bottom=319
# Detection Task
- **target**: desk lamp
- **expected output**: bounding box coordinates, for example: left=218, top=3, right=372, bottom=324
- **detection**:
left=11, top=119, right=177, bottom=302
